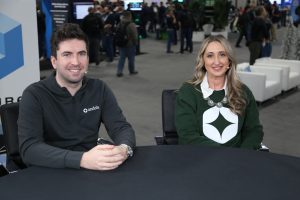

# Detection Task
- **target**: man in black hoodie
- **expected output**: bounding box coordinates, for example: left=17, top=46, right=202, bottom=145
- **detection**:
left=18, top=23, right=135, bottom=171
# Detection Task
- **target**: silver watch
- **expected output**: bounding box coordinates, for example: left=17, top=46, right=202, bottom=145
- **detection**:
left=121, top=144, right=133, bottom=157
left=126, top=145, right=133, bottom=157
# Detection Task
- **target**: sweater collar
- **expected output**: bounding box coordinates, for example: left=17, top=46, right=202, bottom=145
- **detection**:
left=200, top=73, right=227, bottom=98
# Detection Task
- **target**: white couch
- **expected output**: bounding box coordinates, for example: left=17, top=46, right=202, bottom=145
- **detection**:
left=237, top=63, right=282, bottom=102
left=255, top=58, right=300, bottom=91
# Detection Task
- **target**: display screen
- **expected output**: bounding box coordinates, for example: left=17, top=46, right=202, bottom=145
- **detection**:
left=270, top=0, right=292, bottom=5
left=73, top=2, right=94, bottom=20
left=124, top=0, right=143, bottom=11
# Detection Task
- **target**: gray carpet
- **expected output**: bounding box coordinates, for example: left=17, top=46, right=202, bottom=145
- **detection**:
left=259, top=89, right=300, bottom=157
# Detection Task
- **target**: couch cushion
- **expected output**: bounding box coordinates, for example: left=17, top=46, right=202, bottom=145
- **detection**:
left=265, top=80, right=278, bottom=88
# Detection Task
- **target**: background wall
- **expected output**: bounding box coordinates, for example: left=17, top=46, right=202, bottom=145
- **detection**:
left=0, top=0, right=40, bottom=105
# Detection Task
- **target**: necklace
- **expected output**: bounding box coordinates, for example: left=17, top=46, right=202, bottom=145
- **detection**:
left=203, top=95, right=228, bottom=108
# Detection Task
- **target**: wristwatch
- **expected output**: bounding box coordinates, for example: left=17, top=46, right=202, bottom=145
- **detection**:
left=120, top=144, right=133, bottom=158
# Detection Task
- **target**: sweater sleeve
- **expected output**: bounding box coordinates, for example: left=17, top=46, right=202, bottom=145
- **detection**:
left=175, top=84, right=217, bottom=145
left=18, top=87, right=83, bottom=169
left=101, top=83, right=136, bottom=149
left=240, top=86, right=264, bottom=149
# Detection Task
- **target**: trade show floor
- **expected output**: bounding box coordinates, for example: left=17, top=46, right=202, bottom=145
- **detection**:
left=39, top=27, right=300, bottom=158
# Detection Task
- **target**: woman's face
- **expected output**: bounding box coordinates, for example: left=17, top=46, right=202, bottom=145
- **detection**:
left=203, top=41, right=230, bottom=80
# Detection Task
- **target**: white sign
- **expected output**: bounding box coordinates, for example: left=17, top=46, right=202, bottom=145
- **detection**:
left=0, top=0, right=40, bottom=105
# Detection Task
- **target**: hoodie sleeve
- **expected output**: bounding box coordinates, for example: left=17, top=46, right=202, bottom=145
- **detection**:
left=100, top=83, right=136, bottom=149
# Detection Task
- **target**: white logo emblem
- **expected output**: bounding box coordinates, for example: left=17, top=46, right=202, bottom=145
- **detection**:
left=83, top=105, right=100, bottom=113
left=203, top=106, right=238, bottom=144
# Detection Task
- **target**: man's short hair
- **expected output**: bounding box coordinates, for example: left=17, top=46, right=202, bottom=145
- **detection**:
left=51, top=23, right=89, bottom=58
left=255, top=6, right=265, bottom=17
left=122, top=11, right=132, bottom=20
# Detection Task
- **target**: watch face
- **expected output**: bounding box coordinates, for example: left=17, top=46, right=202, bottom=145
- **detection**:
left=127, top=146, right=133, bottom=157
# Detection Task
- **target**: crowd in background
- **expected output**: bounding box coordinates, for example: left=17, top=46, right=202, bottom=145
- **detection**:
left=37, top=0, right=296, bottom=72
left=78, top=0, right=197, bottom=62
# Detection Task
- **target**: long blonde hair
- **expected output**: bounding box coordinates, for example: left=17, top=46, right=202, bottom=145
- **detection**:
left=189, top=35, right=246, bottom=115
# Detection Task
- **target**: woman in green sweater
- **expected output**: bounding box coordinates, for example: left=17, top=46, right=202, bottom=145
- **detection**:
left=175, top=35, right=263, bottom=150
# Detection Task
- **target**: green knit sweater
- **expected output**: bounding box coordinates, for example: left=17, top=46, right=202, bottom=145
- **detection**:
left=175, top=83, right=263, bottom=150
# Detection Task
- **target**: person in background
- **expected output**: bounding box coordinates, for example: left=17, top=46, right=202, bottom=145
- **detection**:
left=235, top=6, right=250, bottom=48
left=166, top=9, right=177, bottom=53
left=18, top=23, right=135, bottom=170
left=140, top=3, right=149, bottom=38
left=116, top=11, right=138, bottom=77
left=248, top=6, right=269, bottom=65
left=260, top=6, right=272, bottom=58
left=36, top=4, right=46, bottom=60
left=175, top=35, right=263, bottom=150
left=178, top=4, right=194, bottom=53
left=102, top=5, right=115, bottom=62
left=157, top=1, right=167, bottom=40
left=81, top=7, right=103, bottom=65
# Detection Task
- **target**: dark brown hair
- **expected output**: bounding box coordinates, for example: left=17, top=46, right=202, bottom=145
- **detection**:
left=51, top=23, right=89, bottom=58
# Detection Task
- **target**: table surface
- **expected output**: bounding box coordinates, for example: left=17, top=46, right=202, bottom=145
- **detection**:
left=0, top=145, right=300, bottom=200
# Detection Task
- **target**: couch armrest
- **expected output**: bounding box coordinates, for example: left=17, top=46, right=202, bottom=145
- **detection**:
left=251, top=66, right=282, bottom=82
left=269, top=59, right=300, bottom=74
left=286, top=62, right=300, bottom=74
left=254, top=63, right=289, bottom=90
left=237, top=71, right=266, bottom=102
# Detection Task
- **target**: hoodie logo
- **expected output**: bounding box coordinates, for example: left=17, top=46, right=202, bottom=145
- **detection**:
left=83, top=105, right=100, bottom=113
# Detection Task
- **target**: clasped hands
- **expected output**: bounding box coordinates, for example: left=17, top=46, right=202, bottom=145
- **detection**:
left=80, top=144, right=128, bottom=171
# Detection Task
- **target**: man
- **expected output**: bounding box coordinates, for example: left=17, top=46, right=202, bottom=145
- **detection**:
left=116, top=11, right=138, bottom=77
left=102, top=6, right=115, bottom=62
left=18, top=23, right=135, bottom=171
left=235, top=6, right=250, bottom=48
left=248, top=6, right=269, bottom=65
left=36, top=4, right=46, bottom=60
left=81, top=7, right=103, bottom=65
left=178, top=4, right=193, bottom=53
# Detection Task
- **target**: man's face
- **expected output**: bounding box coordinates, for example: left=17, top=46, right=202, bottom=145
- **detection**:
left=104, top=6, right=110, bottom=13
left=51, top=39, right=89, bottom=87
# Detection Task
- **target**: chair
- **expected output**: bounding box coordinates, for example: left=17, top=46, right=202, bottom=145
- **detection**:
left=237, top=63, right=282, bottom=102
left=0, top=135, right=5, bottom=153
left=154, top=89, right=269, bottom=151
left=155, top=89, right=179, bottom=145
left=255, top=58, right=300, bottom=91
left=0, top=102, right=27, bottom=171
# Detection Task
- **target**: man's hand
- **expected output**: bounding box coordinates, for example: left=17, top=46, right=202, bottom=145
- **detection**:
left=80, top=145, right=128, bottom=171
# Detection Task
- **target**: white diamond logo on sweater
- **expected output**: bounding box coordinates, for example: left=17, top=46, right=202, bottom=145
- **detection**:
left=203, top=106, right=238, bottom=144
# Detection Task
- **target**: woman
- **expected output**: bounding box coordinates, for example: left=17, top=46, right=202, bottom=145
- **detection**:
left=175, top=35, right=263, bottom=150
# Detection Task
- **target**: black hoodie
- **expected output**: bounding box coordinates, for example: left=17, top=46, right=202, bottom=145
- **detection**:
left=18, top=73, right=135, bottom=169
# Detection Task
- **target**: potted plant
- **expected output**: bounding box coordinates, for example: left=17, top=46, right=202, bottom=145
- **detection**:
left=189, top=0, right=206, bottom=41
left=189, top=0, right=206, bottom=31
left=211, top=0, right=231, bottom=38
